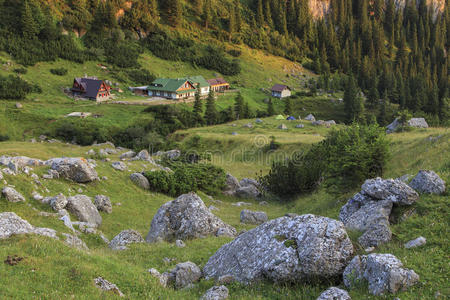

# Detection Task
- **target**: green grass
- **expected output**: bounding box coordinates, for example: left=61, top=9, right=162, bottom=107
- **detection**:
left=0, top=126, right=448, bottom=299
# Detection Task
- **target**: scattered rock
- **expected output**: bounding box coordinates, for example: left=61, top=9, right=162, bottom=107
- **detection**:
left=66, top=195, right=102, bottom=227
left=278, top=124, right=288, bottom=130
left=409, top=170, right=446, bottom=195
left=295, top=124, right=305, bottom=128
left=343, top=254, right=419, bottom=295
left=49, top=194, right=68, bottom=211
left=0, top=212, right=57, bottom=240
left=242, top=123, right=253, bottom=128
left=317, top=287, right=351, bottom=300
left=48, top=158, right=98, bottom=183
left=111, top=161, right=127, bottom=171
left=94, top=277, right=124, bottom=297
left=232, top=202, right=252, bottom=207
left=223, top=173, right=240, bottom=196
left=203, top=214, right=354, bottom=283
left=387, top=117, right=429, bottom=133
left=216, top=227, right=236, bottom=238
left=175, top=239, right=186, bottom=248
left=240, top=209, right=268, bottom=225
left=131, top=150, right=152, bottom=162
left=32, top=191, right=43, bottom=201
left=15, top=102, right=23, bottom=109
left=361, top=177, right=419, bottom=205
left=404, top=236, right=426, bottom=249
left=158, top=150, right=181, bottom=160
left=87, top=149, right=96, bottom=156
left=146, top=193, right=237, bottom=243
left=62, top=233, right=88, bottom=250
left=94, top=195, right=112, bottom=214
left=109, top=230, right=144, bottom=251
left=169, top=261, right=202, bottom=289
left=120, top=151, right=136, bottom=160
left=130, top=173, right=150, bottom=190
left=201, top=285, right=229, bottom=300
left=2, top=187, right=25, bottom=202
left=235, top=178, right=261, bottom=199
left=305, top=114, right=316, bottom=122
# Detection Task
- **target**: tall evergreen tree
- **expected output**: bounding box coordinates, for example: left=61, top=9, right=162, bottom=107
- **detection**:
left=234, top=92, right=244, bottom=120
left=284, top=97, right=292, bottom=115
left=21, top=0, right=38, bottom=39
left=267, top=98, right=275, bottom=116
left=204, top=89, right=218, bottom=125
left=344, top=76, right=364, bottom=123
left=193, top=85, right=203, bottom=115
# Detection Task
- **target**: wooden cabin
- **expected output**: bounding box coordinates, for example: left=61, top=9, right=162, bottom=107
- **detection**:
left=207, top=78, right=230, bottom=92
left=71, top=77, right=111, bottom=102
left=271, top=84, right=291, bottom=98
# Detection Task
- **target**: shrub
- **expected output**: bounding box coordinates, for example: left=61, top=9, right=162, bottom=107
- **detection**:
left=0, top=75, right=33, bottom=99
left=13, top=67, right=27, bottom=74
left=228, top=49, right=241, bottom=57
left=126, top=68, right=155, bottom=85
left=144, top=162, right=226, bottom=197
left=260, top=124, right=390, bottom=198
left=50, top=68, right=68, bottom=76
left=0, top=134, right=10, bottom=141
left=50, top=119, right=111, bottom=146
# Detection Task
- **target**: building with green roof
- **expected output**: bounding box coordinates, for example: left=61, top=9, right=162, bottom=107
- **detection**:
left=145, top=75, right=210, bottom=100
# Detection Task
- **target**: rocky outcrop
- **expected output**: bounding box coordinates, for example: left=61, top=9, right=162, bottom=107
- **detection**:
left=2, top=187, right=25, bottom=202
left=201, top=285, right=229, bottom=300
left=240, top=210, right=268, bottom=225
left=0, top=156, right=44, bottom=174
left=66, top=195, right=102, bottom=227
left=409, top=170, right=446, bottom=194
left=343, top=254, right=419, bottom=295
left=94, top=277, right=124, bottom=297
left=109, top=230, right=144, bottom=250
left=317, top=287, right=351, bottom=300
left=0, top=212, right=57, bottom=240
left=48, top=158, right=98, bottom=183
left=94, top=195, right=112, bottom=214
left=339, top=178, right=419, bottom=248
left=130, top=173, right=150, bottom=190
left=386, top=117, right=429, bottom=133
left=203, top=214, right=354, bottom=284
left=146, top=193, right=236, bottom=243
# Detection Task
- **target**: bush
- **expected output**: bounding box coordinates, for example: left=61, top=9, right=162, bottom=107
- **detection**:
left=126, top=68, right=155, bottom=85
left=50, top=119, right=111, bottom=146
left=50, top=68, right=68, bottom=76
left=228, top=49, right=241, bottom=57
left=0, top=75, right=33, bottom=99
left=144, top=162, right=226, bottom=197
left=13, top=67, right=27, bottom=74
left=0, top=134, right=10, bottom=142
left=260, top=124, right=390, bottom=198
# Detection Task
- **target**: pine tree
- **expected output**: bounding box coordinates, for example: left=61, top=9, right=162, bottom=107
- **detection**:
left=267, top=98, right=275, bottom=116
left=344, top=76, right=364, bottom=123
left=367, top=85, right=380, bottom=109
left=193, top=85, right=203, bottom=115
left=204, top=89, right=217, bottom=125
left=256, top=0, right=264, bottom=27
left=284, top=97, right=292, bottom=115
left=377, top=91, right=388, bottom=126
left=243, top=102, right=251, bottom=118
left=234, top=92, right=244, bottom=120
left=21, top=0, right=38, bottom=39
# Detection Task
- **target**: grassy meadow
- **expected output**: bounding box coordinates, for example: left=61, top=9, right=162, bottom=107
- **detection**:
left=0, top=120, right=448, bottom=299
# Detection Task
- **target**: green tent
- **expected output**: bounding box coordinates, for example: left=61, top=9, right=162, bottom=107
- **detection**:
left=275, top=115, right=284, bottom=120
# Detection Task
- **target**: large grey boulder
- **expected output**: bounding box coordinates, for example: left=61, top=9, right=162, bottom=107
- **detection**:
left=49, top=193, right=68, bottom=211
left=201, top=285, right=229, bottom=300
left=407, top=118, right=428, bottom=128
left=404, top=236, right=426, bottom=249
left=2, top=187, right=25, bottom=202
left=240, top=209, right=268, bottom=225
left=203, top=214, right=354, bottom=283
left=386, top=118, right=401, bottom=133
left=109, top=230, right=144, bottom=250
left=343, top=254, right=419, bottom=295
left=305, top=114, right=316, bottom=122
left=48, top=158, right=98, bottom=183
left=0, top=156, right=44, bottom=173
left=94, top=195, right=112, bottom=214
left=66, top=195, right=102, bottom=227
left=111, top=161, right=127, bottom=171
left=0, top=212, right=57, bottom=240
left=120, top=151, right=136, bottom=160
left=131, top=150, right=153, bottom=162
left=409, top=170, right=446, bottom=195
left=94, top=277, right=124, bottom=297
left=146, top=193, right=236, bottom=243
left=361, top=177, right=419, bottom=205
left=317, top=287, right=351, bottom=300
left=223, top=173, right=240, bottom=196
left=130, top=173, right=150, bottom=190
left=235, top=178, right=261, bottom=199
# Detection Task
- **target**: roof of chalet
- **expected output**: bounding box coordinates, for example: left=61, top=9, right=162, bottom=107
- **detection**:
left=183, top=75, right=210, bottom=88
left=73, top=77, right=108, bottom=99
left=147, top=78, right=196, bottom=94
left=207, top=77, right=229, bottom=86
left=271, top=84, right=291, bottom=92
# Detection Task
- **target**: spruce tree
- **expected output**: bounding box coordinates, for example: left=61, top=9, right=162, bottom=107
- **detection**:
left=284, top=97, right=292, bottom=116
left=367, top=85, right=379, bottom=109
left=234, top=92, right=244, bottom=120
left=243, top=102, right=251, bottom=118
left=377, top=92, right=388, bottom=126
left=21, top=0, right=38, bottom=39
left=193, top=85, right=203, bottom=115
left=204, top=89, right=217, bottom=125
left=344, top=76, right=364, bottom=123
left=267, top=98, right=275, bottom=116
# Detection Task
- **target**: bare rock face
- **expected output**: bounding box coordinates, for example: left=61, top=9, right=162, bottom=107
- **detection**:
left=48, top=158, right=98, bottom=183
left=316, top=287, right=351, bottom=300
left=66, top=195, right=102, bottom=227
left=94, top=195, right=112, bottom=214
left=94, top=277, right=124, bottom=297
left=240, top=209, right=268, bottom=225
left=339, top=178, right=419, bottom=248
left=130, top=173, right=150, bottom=190
left=146, top=193, right=236, bottom=243
left=109, top=230, right=144, bottom=250
left=409, top=170, right=446, bottom=195
left=201, top=285, right=229, bottom=300
left=2, top=187, right=25, bottom=202
left=343, top=254, right=419, bottom=295
left=203, top=214, right=354, bottom=284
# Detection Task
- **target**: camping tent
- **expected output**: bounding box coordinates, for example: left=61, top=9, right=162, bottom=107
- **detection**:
left=275, top=115, right=284, bottom=120
left=287, top=116, right=296, bottom=120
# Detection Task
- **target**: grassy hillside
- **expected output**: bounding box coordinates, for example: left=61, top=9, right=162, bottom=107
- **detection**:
left=0, top=122, right=448, bottom=299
